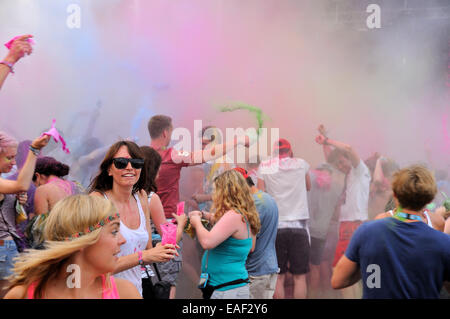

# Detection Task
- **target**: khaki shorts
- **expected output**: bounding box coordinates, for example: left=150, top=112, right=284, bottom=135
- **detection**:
left=211, top=284, right=250, bottom=299
left=249, top=273, right=278, bottom=299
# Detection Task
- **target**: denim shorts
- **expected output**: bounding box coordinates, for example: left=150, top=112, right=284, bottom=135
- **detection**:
left=0, top=240, right=19, bottom=280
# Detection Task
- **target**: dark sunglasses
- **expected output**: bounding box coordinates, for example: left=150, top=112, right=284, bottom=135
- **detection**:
left=112, top=157, right=145, bottom=169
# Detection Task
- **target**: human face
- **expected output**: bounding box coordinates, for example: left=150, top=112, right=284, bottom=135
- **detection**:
left=334, top=155, right=352, bottom=174
left=108, top=145, right=142, bottom=188
left=0, top=146, right=17, bottom=174
left=84, top=221, right=126, bottom=274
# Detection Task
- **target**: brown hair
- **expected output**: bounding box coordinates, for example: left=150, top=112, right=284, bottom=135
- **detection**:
left=147, top=115, right=172, bottom=139
left=140, top=146, right=162, bottom=193
left=211, top=170, right=261, bottom=236
left=33, top=156, right=70, bottom=181
left=88, top=140, right=146, bottom=194
left=391, top=165, right=437, bottom=211
left=327, top=148, right=350, bottom=166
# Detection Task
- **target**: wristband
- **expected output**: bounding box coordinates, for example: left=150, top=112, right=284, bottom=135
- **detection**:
left=0, top=61, right=14, bottom=74
left=29, top=145, right=40, bottom=156
left=138, top=251, right=145, bottom=270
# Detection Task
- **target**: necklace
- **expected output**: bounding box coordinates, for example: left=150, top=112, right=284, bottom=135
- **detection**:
left=393, top=211, right=423, bottom=222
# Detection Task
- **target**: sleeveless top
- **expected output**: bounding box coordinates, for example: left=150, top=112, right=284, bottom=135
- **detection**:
left=103, top=192, right=149, bottom=296
left=25, top=178, right=84, bottom=249
left=27, top=274, right=119, bottom=299
left=388, top=210, right=433, bottom=228
left=201, top=210, right=252, bottom=291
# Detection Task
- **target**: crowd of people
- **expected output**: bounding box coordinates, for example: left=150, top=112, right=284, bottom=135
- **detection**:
left=1, top=35, right=450, bottom=299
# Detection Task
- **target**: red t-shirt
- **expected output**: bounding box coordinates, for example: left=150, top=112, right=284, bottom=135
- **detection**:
left=155, top=147, right=191, bottom=218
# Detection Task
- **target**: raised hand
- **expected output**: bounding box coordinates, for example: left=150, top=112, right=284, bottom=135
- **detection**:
left=4, top=35, right=34, bottom=64
left=171, top=212, right=187, bottom=228
left=315, top=134, right=327, bottom=145
left=318, top=124, right=328, bottom=137
left=31, top=135, right=50, bottom=150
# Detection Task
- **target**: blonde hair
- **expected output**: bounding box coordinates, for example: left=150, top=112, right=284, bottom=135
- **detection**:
left=392, top=165, right=437, bottom=211
left=0, top=131, right=18, bottom=154
left=7, top=195, right=117, bottom=298
left=211, top=170, right=261, bottom=235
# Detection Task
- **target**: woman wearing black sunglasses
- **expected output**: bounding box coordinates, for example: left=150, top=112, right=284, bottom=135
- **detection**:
left=89, top=140, right=178, bottom=297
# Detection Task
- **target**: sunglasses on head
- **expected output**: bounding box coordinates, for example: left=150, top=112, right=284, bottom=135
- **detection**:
left=112, top=157, right=145, bottom=169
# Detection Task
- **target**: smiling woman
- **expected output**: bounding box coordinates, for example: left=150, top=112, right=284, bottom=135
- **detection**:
left=4, top=195, right=141, bottom=299
left=88, top=140, right=179, bottom=296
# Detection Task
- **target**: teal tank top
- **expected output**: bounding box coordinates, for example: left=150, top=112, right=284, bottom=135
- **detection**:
left=201, top=210, right=252, bottom=291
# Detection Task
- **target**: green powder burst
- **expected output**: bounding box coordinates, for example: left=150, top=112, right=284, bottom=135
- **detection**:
left=219, top=103, right=269, bottom=136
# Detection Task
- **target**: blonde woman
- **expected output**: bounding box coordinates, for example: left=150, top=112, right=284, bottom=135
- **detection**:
left=4, top=195, right=141, bottom=299
left=188, top=170, right=261, bottom=299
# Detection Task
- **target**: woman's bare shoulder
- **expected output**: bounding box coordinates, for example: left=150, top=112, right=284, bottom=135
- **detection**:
left=3, top=285, right=28, bottom=299
left=114, top=278, right=142, bottom=299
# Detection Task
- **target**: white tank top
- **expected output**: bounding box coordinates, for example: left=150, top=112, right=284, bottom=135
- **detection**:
left=388, top=210, right=433, bottom=228
left=104, top=192, right=149, bottom=296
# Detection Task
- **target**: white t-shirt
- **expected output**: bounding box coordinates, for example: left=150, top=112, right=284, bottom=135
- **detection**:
left=258, top=157, right=310, bottom=224
left=339, top=159, right=371, bottom=222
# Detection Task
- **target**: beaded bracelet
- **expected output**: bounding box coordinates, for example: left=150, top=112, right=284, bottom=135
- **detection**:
left=29, top=145, right=40, bottom=156
left=0, top=61, right=14, bottom=74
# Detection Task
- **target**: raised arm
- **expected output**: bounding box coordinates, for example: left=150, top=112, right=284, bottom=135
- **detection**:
left=0, top=35, right=33, bottom=90
left=317, top=124, right=333, bottom=162
left=186, top=135, right=250, bottom=166
left=316, top=134, right=360, bottom=168
left=373, top=156, right=386, bottom=186
left=77, top=144, right=109, bottom=167
left=0, top=135, right=49, bottom=194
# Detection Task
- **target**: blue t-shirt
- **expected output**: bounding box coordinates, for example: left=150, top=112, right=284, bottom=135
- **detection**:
left=345, top=217, right=450, bottom=299
left=246, top=190, right=279, bottom=276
